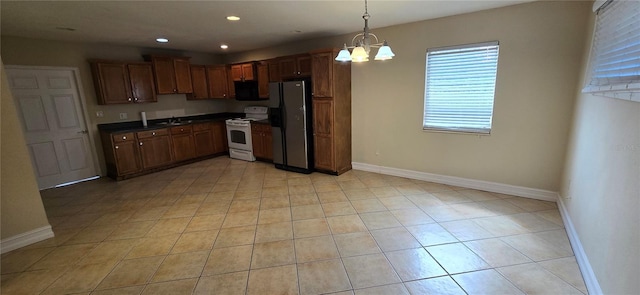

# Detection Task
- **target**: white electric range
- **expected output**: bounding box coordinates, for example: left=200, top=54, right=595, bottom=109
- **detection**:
left=225, top=106, right=269, bottom=161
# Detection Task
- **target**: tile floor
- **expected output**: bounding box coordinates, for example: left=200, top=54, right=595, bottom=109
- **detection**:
left=0, top=157, right=589, bottom=294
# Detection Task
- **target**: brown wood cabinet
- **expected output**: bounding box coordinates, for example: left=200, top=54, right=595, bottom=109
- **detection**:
left=149, top=56, right=193, bottom=94
left=227, top=65, right=236, bottom=99
left=211, top=121, right=228, bottom=154
left=188, top=65, right=209, bottom=100
left=206, top=65, right=230, bottom=99
left=267, top=59, right=280, bottom=82
left=137, top=129, right=173, bottom=169
left=279, top=54, right=312, bottom=79
left=90, top=61, right=157, bottom=105
left=101, top=132, right=141, bottom=178
left=257, top=63, right=270, bottom=99
left=251, top=123, right=273, bottom=161
left=310, top=49, right=352, bottom=175
left=193, top=123, right=215, bottom=157
left=230, top=63, right=256, bottom=81
left=170, top=125, right=196, bottom=162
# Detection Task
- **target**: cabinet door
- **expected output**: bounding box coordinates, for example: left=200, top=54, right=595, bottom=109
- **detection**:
left=114, top=140, right=140, bottom=175
left=251, top=128, right=264, bottom=158
left=173, top=58, right=193, bottom=93
left=311, top=52, right=334, bottom=98
left=268, top=59, right=280, bottom=82
left=189, top=65, right=209, bottom=100
left=313, top=100, right=335, bottom=171
left=194, top=130, right=215, bottom=157
left=92, top=62, right=132, bottom=104
left=139, top=135, right=173, bottom=169
left=297, top=55, right=312, bottom=76
left=230, top=64, right=243, bottom=81
left=279, top=57, right=296, bottom=78
left=211, top=121, right=228, bottom=153
left=172, top=133, right=196, bottom=162
left=152, top=56, right=177, bottom=94
left=242, top=63, right=255, bottom=81
left=227, top=66, right=236, bottom=98
left=257, top=63, right=270, bottom=99
left=128, top=63, right=157, bottom=103
left=206, top=66, right=229, bottom=99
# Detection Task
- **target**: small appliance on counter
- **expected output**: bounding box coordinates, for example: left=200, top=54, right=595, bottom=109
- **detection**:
left=226, top=106, right=269, bottom=161
left=269, top=80, right=314, bottom=174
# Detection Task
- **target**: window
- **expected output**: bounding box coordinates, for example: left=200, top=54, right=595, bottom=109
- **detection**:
left=423, top=41, right=499, bottom=134
left=583, top=0, right=640, bottom=102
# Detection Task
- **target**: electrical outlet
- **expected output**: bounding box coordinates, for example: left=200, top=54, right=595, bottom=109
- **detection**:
left=119, top=113, right=128, bottom=119
left=96, top=111, right=104, bottom=118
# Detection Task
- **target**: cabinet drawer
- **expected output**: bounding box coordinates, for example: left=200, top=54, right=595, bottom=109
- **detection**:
left=137, top=128, right=169, bottom=139
left=192, top=122, right=212, bottom=131
left=170, top=125, right=193, bottom=135
left=251, top=123, right=270, bottom=132
left=112, top=132, right=135, bottom=143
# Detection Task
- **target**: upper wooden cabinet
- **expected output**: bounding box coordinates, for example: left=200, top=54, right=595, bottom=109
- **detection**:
left=148, top=56, right=193, bottom=94
left=311, top=52, right=334, bottom=98
left=227, top=65, right=236, bottom=99
left=279, top=54, right=311, bottom=79
left=90, top=61, right=157, bottom=105
left=188, top=65, right=209, bottom=100
left=267, top=59, right=280, bottom=82
left=206, top=65, right=230, bottom=99
left=230, top=63, right=256, bottom=81
left=257, top=63, right=270, bottom=99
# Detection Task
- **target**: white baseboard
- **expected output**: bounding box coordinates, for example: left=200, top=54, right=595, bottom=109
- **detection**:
left=0, top=225, right=54, bottom=254
left=557, top=197, right=603, bottom=295
left=352, top=162, right=558, bottom=202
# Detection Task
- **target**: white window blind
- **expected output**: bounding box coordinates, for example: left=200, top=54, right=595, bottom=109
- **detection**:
left=583, top=0, right=640, bottom=102
left=423, top=41, right=499, bottom=134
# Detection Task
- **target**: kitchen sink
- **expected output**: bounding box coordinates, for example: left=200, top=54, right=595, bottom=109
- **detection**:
left=155, top=120, right=193, bottom=126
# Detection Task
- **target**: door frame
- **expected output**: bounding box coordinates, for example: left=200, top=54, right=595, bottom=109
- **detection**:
left=5, top=65, right=102, bottom=186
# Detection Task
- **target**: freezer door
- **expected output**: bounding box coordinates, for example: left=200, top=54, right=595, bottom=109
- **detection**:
left=268, top=82, right=282, bottom=108
left=282, top=81, right=309, bottom=169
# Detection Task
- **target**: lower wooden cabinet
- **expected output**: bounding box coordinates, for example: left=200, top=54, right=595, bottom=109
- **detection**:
left=101, top=121, right=229, bottom=180
left=170, top=125, right=196, bottom=162
left=251, top=123, right=273, bottom=161
left=137, top=129, right=173, bottom=169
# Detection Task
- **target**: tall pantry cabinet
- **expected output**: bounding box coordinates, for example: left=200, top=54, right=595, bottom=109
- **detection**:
left=310, top=49, right=352, bottom=175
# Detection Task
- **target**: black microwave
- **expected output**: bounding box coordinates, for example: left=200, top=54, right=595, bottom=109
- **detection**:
left=234, top=81, right=260, bottom=101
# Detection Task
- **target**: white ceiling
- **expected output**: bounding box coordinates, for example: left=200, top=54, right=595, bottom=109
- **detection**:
left=1, top=0, right=534, bottom=54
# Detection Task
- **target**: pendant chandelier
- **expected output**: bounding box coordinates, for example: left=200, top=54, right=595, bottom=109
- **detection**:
left=335, top=0, right=395, bottom=62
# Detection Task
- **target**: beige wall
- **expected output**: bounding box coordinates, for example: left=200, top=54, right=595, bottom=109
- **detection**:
left=229, top=1, right=590, bottom=192
left=1, top=62, right=51, bottom=239
left=560, top=9, right=640, bottom=294
left=0, top=37, right=226, bottom=174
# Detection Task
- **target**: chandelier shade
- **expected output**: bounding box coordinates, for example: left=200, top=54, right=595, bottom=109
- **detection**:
left=335, top=0, right=394, bottom=63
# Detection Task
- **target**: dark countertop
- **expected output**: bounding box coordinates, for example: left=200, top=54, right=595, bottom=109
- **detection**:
left=98, top=112, right=243, bottom=133
left=252, top=119, right=270, bottom=125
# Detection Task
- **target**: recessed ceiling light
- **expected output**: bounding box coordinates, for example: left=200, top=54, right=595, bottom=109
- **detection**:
left=220, top=44, right=229, bottom=49
left=156, top=38, right=169, bottom=43
left=226, top=16, right=240, bottom=21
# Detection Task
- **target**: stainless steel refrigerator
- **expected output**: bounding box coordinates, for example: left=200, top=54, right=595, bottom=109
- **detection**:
left=268, top=80, right=314, bottom=174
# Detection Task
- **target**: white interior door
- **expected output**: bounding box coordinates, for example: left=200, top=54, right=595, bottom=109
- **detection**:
left=6, top=67, right=98, bottom=189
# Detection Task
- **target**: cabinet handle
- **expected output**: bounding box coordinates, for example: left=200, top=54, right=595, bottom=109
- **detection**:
left=122, top=136, right=127, bottom=140
left=134, top=97, right=138, bottom=101
left=180, top=128, right=184, bottom=132
left=223, top=94, right=226, bottom=97
left=173, top=89, right=177, bottom=92
left=139, top=142, right=143, bottom=146
left=115, top=145, right=119, bottom=149
left=152, top=132, right=156, bottom=136
left=128, top=98, right=132, bottom=101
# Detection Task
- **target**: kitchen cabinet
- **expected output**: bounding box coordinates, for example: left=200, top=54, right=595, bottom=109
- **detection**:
left=279, top=54, right=312, bottom=79
left=149, top=56, right=193, bottom=94
left=251, top=123, right=273, bottom=161
left=227, top=65, right=236, bottom=99
left=101, top=132, right=141, bottom=178
left=257, top=62, right=270, bottom=99
left=188, top=65, right=209, bottom=100
left=310, top=48, right=352, bottom=175
left=193, top=123, right=215, bottom=157
left=230, top=63, right=256, bottom=81
left=137, top=129, right=173, bottom=169
left=90, top=61, right=157, bottom=105
left=206, top=65, right=230, bottom=99
left=170, top=125, right=196, bottom=162
left=267, top=59, right=280, bottom=82
left=211, top=121, right=228, bottom=153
